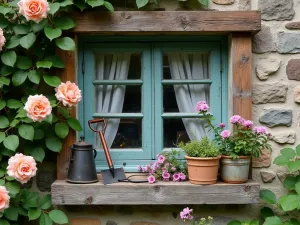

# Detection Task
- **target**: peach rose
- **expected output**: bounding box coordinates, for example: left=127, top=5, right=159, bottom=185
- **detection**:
left=0, top=28, right=6, bottom=52
left=0, top=186, right=10, bottom=212
left=7, top=153, right=37, bottom=184
left=55, top=81, right=82, bottom=107
left=18, top=0, right=50, bottom=23
left=24, top=95, right=52, bottom=122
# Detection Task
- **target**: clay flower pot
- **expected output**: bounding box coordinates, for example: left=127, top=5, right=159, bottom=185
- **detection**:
left=185, top=155, right=221, bottom=185
left=220, top=155, right=250, bottom=184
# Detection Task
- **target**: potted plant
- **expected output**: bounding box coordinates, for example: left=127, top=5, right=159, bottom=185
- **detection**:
left=196, top=101, right=271, bottom=184
left=179, top=136, right=220, bottom=185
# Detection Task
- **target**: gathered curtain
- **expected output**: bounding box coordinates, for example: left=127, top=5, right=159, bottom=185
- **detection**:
left=168, top=53, right=209, bottom=140
left=95, top=53, right=131, bottom=148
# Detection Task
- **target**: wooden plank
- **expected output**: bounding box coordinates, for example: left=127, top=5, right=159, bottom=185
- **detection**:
left=231, top=33, right=253, bottom=179
left=56, top=39, right=77, bottom=180
left=70, top=11, right=261, bottom=34
left=52, top=179, right=260, bottom=205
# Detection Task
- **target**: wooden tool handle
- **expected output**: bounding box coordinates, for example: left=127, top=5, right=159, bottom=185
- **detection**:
left=88, top=118, right=107, bottom=132
left=99, top=130, right=113, bottom=167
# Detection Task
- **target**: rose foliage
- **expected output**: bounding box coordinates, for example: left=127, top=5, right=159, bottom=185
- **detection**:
left=0, top=0, right=114, bottom=223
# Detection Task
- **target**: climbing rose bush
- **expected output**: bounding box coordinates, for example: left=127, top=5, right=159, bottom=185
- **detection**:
left=18, top=0, right=50, bottom=23
left=0, top=186, right=10, bottom=213
left=55, top=81, right=82, bottom=107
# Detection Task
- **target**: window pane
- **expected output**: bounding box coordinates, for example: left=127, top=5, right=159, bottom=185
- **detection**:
left=163, top=119, right=191, bottom=148
left=95, top=53, right=141, bottom=80
left=96, top=119, right=142, bottom=149
left=163, top=84, right=210, bottom=113
left=163, top=53, right=209, bottom=80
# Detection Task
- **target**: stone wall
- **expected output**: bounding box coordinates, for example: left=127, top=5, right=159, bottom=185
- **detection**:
left=34, top=0, right=300, bottom=224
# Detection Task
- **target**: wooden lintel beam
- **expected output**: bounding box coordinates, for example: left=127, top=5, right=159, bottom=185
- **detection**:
left=70, top=11, right=261, bottom=34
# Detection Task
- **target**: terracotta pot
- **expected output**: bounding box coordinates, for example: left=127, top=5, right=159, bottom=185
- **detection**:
left=185, top=155, right=221, bottom=185
left=220, top=155, right=250, bottom=184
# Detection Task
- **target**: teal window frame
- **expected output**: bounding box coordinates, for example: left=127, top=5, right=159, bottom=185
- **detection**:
left=78, top=36, right=228, bottom=172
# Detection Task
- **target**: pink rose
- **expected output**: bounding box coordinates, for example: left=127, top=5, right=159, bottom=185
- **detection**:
left=0, top=186, right=10, bottom=212
left=7, top=153, right=37, bottom=184
left=0, top=28, right=5, bottom=52
left=18, top=0, right=50, bottom=23
left=24, top=95, right=52, bottom=122
left=55, top=81, right=82, bottom=107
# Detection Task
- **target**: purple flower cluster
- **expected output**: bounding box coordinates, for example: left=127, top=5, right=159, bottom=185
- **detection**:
left=195, top=101, right=209, bottom=112
left=138, top=154, right=187, bottom=184
left=180, top=207, right=193, bottom=221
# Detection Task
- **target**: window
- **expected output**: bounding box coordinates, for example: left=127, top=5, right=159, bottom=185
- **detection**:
left=78, top=38, right=228, bottom=172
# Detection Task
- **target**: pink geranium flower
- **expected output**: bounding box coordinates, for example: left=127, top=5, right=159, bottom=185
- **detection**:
left=253, top=126, right=268, bottom=135
left=179, top=172, right=186, bottom=181
left=230, top=115, right=242, bottom=124
left=195, top=101, right=207, bottom=111
left=180, top=207, right=193, bottom=221
left=219, top=123, right=226, bottom=128
left=157, top=155, right=165, bottom=164
left=147, top=175, right=156, bottom=184
left=162, top=171, right=170, bottom=179
left=220, top=130, right=231, bottom=139
left=243, top=120, right=253, bottom=128
left=173, top=173, right=180, bottom=182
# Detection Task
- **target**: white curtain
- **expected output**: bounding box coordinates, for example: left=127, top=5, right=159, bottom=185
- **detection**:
left=95, top=54, right=131, bottom=148
left=168, top=53, right=209, bottom=140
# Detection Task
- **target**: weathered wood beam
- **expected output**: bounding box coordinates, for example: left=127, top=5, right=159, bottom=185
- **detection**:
left=52, top=179, right=260, bottom=205
left=70, top=11, right=261, bottom=34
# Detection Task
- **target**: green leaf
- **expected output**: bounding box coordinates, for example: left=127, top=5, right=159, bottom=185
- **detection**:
left=284, top=176, right=297, bottom=190
left=18, top=124, right=34, bottom=141
left=0, top=219, right=10, bottom=225
left=1, top=51, right=17, bottom=67
left=25, top=147, right=45, bottom=162
left=288, top=160, right=300, bottom=173
left=0, top=5, right=12, bottom=15
left=55, top=37, right=75, bottom=51
left=281, top=148, right=296, bottom=160
left=260, top=207, right=274, bottom=219
left=20, top=33, right=36, bottom=49
left=0, top=132, right=5, bottom=144
left=74, top=0, right=87, bottom=11
left=0, top=15, right=9, bottom=29
left=67, top=118, right=82, bottom=131
left=18, top=207, right=28, bottom=216
left=43, top=75, right=61, bottom=87
left=198, top=0, right=208, bottom=6
left=295, top=182, right=300, bottom=195
left=296, top=145, right=300, bottom=156
left=16, top=56, right=32, bottom=70
left=49, top=210, right=68, bottom=224
left=0, top=169, right=4, bottom=178
left=13, top=24, right=30, bottom=34
left=0, top=100, right=5, bottom=110
left=31, top=19, right=48, bottom=33
left=46, top=136, right=62, bottom=152
left=59, top=0, right=73, bottom=7
left=260, top=189, right=276, bottom=204
left=39, top=194, right=52, bottom=210
left=55, top=122, right=69, bottom=139
left=58, top=107, right=70, bottom=118
left=37, top=61, right=53, bottom=69
left=289, top=219, right=300, bottom=225
left=54, top=17, right=75, bottom=30
left=274, top=155, right=290, bottom=166
left=4, top=207, right=18, bottom=221
left=280, top=194, right=300, bottom=212
left=6, top=36, right=20, bottom=49
left=44, top=26, right=62, bottom=41
left=1, top=65, right=15, bottom=76
left=7, top=99, right=22, bottom=109
left=5, top=181, right=20, bottom=195
left=44, top=114, right=53, bottom=124
left=34, top=129, right=44, bottom=140
left=0, top=77, right=10, bottom=86
left=12, top=70, right=28, bottom=86
left=0, top=116, right=9, bottom=129
left=87, top=0, right=104, bottom=7
left=103, top=1, right=114, bottom=11
left=136, top=0, right=148, bottom=8
left=49, top=2, right=60, bottom=15
left=28, top=70, right=41, bottom=84
left=28, top=208, right=41, bottom=221
left=263, top=216, right=282, bottom=225
left=44, top=56, right=65, bottom=68
left=3, top=135, right=19, bottom=151
left=40, top=213, right=53, bottom=225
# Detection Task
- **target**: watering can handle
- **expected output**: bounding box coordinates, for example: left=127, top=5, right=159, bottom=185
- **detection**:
left=88, top=118, right=107, bottom=132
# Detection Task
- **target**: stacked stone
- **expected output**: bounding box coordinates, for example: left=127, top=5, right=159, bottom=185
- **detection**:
left=252, top=0, right=300, bottom=183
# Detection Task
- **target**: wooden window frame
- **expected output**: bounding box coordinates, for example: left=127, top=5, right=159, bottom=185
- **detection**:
left=57, top=11, right=260, bottom=180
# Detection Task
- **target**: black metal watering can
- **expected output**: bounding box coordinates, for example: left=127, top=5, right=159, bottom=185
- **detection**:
left=66, top=138, right=98, bottom=184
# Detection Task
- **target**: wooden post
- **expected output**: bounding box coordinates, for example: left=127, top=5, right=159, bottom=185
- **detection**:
left=231, top=33, right=253, bottom=178
left=56, top=46, right=77, bottom=180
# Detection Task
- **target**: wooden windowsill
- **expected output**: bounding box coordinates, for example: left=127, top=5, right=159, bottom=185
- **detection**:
left=51, top=177, right=260, bottom=205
